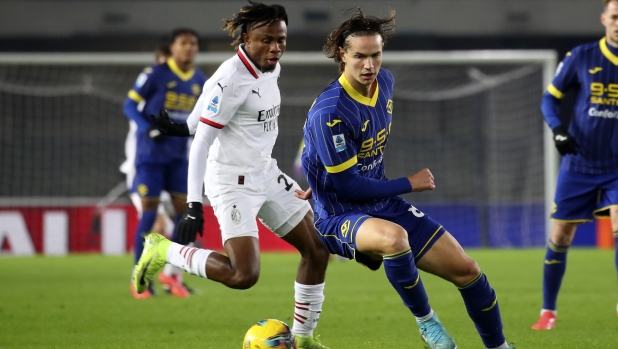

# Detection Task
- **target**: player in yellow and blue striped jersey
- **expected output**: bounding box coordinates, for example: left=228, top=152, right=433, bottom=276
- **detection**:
left=532, top=0, right=618, bottom=330
left=123, top=28, right=207, bottom=299
left=300, top=9, right=515, bottom=349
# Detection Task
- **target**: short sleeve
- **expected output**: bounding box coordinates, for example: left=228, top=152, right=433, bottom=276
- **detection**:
left=199, top=77, right=242, bottom=129
left=187, top=92, right=204, bottom=135
left=548, top=50, right=578, bottom=99
left=309, top=113, right=359, bottom=173
left=127, top=66, right=157, bottom=103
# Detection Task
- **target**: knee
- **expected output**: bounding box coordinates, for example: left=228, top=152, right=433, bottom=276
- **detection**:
left=311, top=242, right=332, bottom=265
left=551, top=222, right=577, bottom=245
left=227, top=270, right=260, bottom=290
left=297, top=239, right=331, bottom=270
left=379, top=226, right=409, bottom=255
left=452, top=258, right=481, bottom=286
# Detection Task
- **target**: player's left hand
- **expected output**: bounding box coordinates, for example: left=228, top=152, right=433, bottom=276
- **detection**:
left=150, top=109, right=190, bottom=137
left=294, top=188, right=313, bottom=200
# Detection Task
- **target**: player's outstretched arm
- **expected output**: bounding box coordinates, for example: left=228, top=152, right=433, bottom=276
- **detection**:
left=329, top=164, right=413, bottom=201
left=151, top=109, right=190, bottom=137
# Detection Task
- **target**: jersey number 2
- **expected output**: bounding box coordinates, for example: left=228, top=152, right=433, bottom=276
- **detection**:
left=278, top=174, right=293, bottom=191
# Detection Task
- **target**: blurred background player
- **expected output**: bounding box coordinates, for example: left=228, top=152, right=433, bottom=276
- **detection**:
left=300, top=9, right=515, bottom=349
left=135, top=2, right=331, bottom=348
left=123, top=28, right=207, bottom=299
left=120, top=43, right=175, bottom=240
left=531, top=0, right=618, bottom=330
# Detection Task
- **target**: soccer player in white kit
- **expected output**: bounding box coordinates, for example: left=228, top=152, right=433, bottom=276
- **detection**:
left=134, top=2, right=330, bottom=348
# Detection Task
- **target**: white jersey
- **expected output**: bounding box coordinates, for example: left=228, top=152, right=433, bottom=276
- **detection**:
left=189, top=45, right=281, bottom=194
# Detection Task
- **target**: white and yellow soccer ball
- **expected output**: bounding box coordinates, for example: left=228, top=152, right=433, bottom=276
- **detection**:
left=243, top=319, right=297, bottom=349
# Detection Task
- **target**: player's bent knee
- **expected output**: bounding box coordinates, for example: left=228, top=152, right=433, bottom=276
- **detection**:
left=227, top=270, right=260, bottom=290
left=452, top=258, right=481, bottom=286
left=308, top=242, right=331, bottom=265
left=379, top=226, right=409, bottom=255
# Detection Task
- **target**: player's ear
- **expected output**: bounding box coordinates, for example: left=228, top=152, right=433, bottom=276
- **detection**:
left=242, top=32, right=250, bottom=47
left=338, top=47, right=346, bottom=63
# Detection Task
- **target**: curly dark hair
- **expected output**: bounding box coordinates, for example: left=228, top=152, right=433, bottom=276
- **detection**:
left=170, top=28, right=199, bottom=44
left=222, top=0, right=288, bottom=48
left=324, top=8, right=395, bottom=72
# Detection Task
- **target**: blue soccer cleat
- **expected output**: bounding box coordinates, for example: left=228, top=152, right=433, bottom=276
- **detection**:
left=417, top=313, right=457, bottom=349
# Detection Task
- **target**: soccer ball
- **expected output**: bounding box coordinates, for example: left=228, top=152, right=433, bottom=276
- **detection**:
left=243, top=319, right=297, bottom=349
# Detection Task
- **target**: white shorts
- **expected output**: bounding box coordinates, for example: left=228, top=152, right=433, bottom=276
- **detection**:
left=209, top=168, right=311, bottom=243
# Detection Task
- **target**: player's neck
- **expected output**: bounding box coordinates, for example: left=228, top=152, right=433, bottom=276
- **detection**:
left=607, top=36, right=618, bottom=49
left=172, top=58, right=193, bottom=72
left=344, top=72, right=376, bottom=98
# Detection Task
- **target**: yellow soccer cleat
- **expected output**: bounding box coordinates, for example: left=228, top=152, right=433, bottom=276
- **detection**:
left=133, top=233, right=170, bottom=294
left=296, top=334, right=329, bottom=349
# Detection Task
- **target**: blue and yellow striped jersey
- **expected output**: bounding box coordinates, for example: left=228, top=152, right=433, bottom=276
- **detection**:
left=547, top=37, right=618, bottom=174
left=127, top=58, right=207, bottom=164
left=302, top=69, right=396, bottom=218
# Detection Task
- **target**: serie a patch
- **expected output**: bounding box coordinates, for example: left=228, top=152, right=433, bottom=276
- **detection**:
left=333, top=134, right=346, bottom=152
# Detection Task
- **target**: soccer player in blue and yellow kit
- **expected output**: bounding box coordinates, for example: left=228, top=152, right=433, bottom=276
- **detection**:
left=532, top=0, right=618, bottom=330
left=300, top=9, right=515, bottom=349
left=123, top=28, right=207, bottom=299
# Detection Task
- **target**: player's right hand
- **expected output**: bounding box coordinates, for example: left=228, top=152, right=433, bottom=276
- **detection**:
left=294, top=188, right=313, bottom=200
left=552, top=125, right=578, bottom=156
left=408, top=168, right=435, bottom=192
left=175, top=202, right=204, bottom=245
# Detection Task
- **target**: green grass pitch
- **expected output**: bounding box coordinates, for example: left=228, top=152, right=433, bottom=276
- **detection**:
left=1, top=249, right=617, bottom=348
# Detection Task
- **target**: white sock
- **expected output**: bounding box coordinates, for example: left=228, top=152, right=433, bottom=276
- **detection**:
left=490, top=341, right=509, bottom=349
left=163, top=263, right=182, bottom=276
left=292, top=282, right=325, bottom=337
left=166, top=242, right=213, bottom=278
left=541, top=309, right=557, bottom=316
left=415, top=309, right=435, bottom=322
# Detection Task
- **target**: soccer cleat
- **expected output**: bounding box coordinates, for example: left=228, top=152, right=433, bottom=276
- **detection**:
left=531, top=311, right=556, bottom=330
left=296, top=334, right=329, bottom=349
left=417, top=313, right=457, bottom=349
left=158, top=272, right=190, bottom=298
left=133, top=233, right=170, bottom=294
left=130, top=283, right=151, bottom=299
left=507, top=344, right=517, bottom=349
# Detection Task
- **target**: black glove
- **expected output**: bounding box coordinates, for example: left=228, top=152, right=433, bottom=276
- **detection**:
left=147, top=127, right=164, bottom=142
left=150, top=109, right=190, bottom=137
left=175, top=202, right=204, bottom=245
left=552, top=125, right=578, bottom=156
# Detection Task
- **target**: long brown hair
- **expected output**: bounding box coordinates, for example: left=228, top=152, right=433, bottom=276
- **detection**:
left=324, top=8, right=396, bottom=72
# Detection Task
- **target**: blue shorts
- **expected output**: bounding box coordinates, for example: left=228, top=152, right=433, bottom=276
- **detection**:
left=314, top=197, right=445, bottom=270
left=131, top=160, right=188, bottom=198
left=552, top=170, right=618, bottom=222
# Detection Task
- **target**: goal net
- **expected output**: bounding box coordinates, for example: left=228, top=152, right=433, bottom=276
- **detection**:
left=0, top=51, right=556, bottom=253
